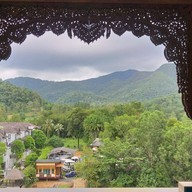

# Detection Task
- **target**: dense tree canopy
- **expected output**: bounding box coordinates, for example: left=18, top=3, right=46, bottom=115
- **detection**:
left=67, top=107, right=88, bottom=149
left=23, top=165, right=37, bottom=187
left=32, top=130, right=47, bottom=149
left=11, top=140, right=25, bottom=159
left=45, top=136, right=64, bottom=148
left=25, top=152, right=38, bottom=167
left=24, top=135, right=35, bottom=150
left=0, top=84, right=190, bottom=188
left=83, top=113, right=105, bottom=141
left=0, top=142, right=6, bottom=169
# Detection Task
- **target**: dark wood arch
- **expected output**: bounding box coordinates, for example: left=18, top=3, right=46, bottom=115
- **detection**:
left=0, top=1, right=192, bottom=118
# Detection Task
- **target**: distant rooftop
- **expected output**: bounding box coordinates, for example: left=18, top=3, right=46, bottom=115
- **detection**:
left=0, top=122, right=37, bottom=133
left=91, top=138, right=103, bottom=147
left=49, top=147, right=77, bottom=156
left=36, top=159, right=61, bottom=163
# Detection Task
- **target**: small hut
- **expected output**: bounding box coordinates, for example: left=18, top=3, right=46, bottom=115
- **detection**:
left=90, top=138, right=103, bottom=151
left=4, top=169, right=24, bottom=187
left=48, top=147, right=77, bottom=159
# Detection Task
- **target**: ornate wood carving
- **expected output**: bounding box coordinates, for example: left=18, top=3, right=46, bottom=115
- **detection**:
left=0, top=4, right=191, bottom=117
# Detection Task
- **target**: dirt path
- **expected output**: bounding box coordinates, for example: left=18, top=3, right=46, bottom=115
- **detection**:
left=33, top=181, right=73, bottom=188
left=33, top=178, right=87, bottom=188
left=73, top=178, right=87, bottom=188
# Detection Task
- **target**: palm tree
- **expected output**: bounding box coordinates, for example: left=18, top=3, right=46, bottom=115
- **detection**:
left=42, top=119, right=54, bottom=137
left=83, top=113, right=104, bottom=140
left=54, top=123, right=64, bottom=137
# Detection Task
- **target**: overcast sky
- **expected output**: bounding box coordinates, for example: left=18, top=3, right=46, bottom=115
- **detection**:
left=0, top=31, right=168, bottom=82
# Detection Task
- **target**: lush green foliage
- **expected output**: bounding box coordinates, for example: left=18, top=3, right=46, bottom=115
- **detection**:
left=63, top=138, right=87, bottom=149
left=32, top=130, right=47, bottom=149
left=83, top=112, right=105, bottom=141
left=38, top=146, right=53, bottom=159
left=23, top=165, right=38, bottom=187
left=0, top=80, right=44, bottom=121
left=67, top=107, right=88, bottom=149
left=45, top=136, right=64, bottom=148
left=0, top=142, right=6, bottom=169
left=25, top=152, right=38, bottom=167
left=7, top=64, right=177, bottom=104
left=0, top=78, right=46, bottom=122
left=144, top=94, right=184, bottom=120
left=74, top=104, right=192, bottom=187
left=0, top=71, right=190, bottom=188
left=42, top=119, right=55, bottom=137
left=11, top=140, right=25, bottom=159
left=24, top=135, right=35, bottom=150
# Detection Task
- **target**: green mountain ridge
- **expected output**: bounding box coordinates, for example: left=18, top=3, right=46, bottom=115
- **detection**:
left=0, top=80, right=44, bottom=113
left=6, top=63, right=178, bottom=105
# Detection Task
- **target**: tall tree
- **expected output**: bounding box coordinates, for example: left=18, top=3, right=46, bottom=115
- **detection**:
left=32, top=130, right=47, bottom=149
left=24, top=135, right=35, bottom=150
left=137, top=110, right=166, bottom=165
left=159, top=120, right=192, bottom=184
left=23, top=165, right=38, bottom=187
left=136, top=110, right=168, bottom=187
left=42, top=119, right=54, bottom=137
left=100, top=114, right=138, bottom=141
left=76, top=138, right=142, bottom=187
left=11, top=140, right=25, bottom=159
left=25, top=152, right=38, bottom=167
left=83, top=113, right=105, bottom=141
left=46, top=136, right=64, bottom=148
left=54, top=123, right=64, bottom=137
left=0, top=142, right=6, bottom=169
left=67, top=107, right=87, bottom=149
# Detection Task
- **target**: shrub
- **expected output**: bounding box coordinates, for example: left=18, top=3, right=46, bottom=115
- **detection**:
left=23, top=165, right=38, bottom=187
left=38, top=146, right=53, bottom=159
left=11, top=140, right=25, bottom=159
left=24, top=136, right=35, bottom=150
left=45, top=136, right=63, bottom=148
left=25, top=152, right=38, bottom=167
left=32, top=130, right=47, bottom=149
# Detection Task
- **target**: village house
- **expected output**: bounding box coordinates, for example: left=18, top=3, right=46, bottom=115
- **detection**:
left=0, top=122, right=37, bottom=146
left=36, top=159, right=63, bottom=180
left=48, top=147, right=80, bottom=172
left=0, top=122, right=37, bottom=172
left=4, top=169, right=24, bottom=187
left=48, top=147, right=77, bottom=160
left=0, top=0, right=192, bottom=191
left=90, top=138, right=103, bottom=152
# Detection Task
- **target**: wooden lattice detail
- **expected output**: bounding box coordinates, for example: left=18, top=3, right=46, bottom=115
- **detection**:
left=0, top=5, right=191, bottom=118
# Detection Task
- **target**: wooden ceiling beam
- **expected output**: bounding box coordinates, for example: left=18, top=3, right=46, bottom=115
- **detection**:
left=0, top=0, right=192, bottom=5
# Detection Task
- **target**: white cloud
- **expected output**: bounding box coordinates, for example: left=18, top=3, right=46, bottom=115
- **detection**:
left=0, top=31, right=167, bottom=81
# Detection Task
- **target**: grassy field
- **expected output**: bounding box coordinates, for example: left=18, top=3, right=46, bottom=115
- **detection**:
left=63, top=138, right=88, bottom=150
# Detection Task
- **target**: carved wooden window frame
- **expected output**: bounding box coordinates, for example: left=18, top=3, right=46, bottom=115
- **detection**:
left=0, top=3, right=192, bottom=117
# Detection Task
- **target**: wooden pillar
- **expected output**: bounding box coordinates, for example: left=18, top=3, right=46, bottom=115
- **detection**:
left=182, top=6, right=192, bottom=118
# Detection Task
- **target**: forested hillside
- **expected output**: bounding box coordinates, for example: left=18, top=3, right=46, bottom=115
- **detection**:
left=0, top=73, right=189, bottom=188
left=0, top=80, right=45, bottom=121
left=28, top=97, right=190, bottom=188
left=144, top=93, right=184, bottom=119
left=6, top=63, right=178, bottom=104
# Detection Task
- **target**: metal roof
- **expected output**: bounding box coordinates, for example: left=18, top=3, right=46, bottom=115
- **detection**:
left=36, top=159, right=62, bottom=163
left=49, top=147, right=77, bottom=155
left=0, top=122, right=37, bottom=134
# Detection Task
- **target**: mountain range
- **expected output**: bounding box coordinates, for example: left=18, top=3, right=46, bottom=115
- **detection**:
left=6, top=63, right=178, bottom=105
left=0, top=80, right=44, bottom=112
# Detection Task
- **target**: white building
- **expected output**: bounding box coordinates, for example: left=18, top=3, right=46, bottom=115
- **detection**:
left=0, top=122, right=37, bottom=171
left=0, top=122, right=37, bottom=145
